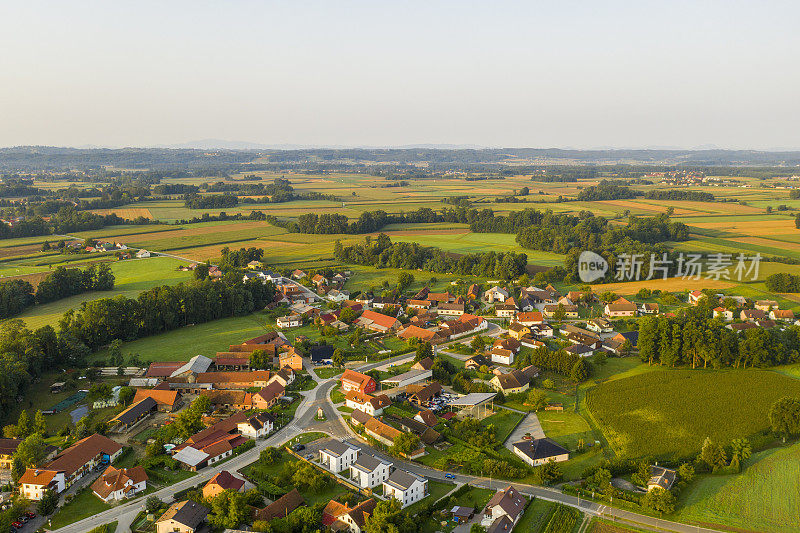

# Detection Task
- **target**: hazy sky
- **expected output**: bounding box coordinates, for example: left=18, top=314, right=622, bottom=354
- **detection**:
left=1, top=1, right=799, bottom=149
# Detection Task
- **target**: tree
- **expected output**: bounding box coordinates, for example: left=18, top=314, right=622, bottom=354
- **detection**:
left=38, top=489, right=59, bottom=516
left=641, top=487, right=676, bottom=515
left=364, top=499, right=415, bottom=533
left=17, top=410, right=30, bottom=438
left=392, top=433, right=421, bottom=457
left=34, top=410, right=47, bottom=436
left=590, top=467, right=613, bottom=495
left=108, top=339, right=124, bottom=367
left=699, top=437, right=727, bottom=470
left=339, top=307, right=356, bottom=324
left=677, top=462, right=695, bottom=483
left=769, top=397, right=800, bottom=441
left=397, top=272, right=414, bottom=291
left=525, top=389, right=549, bottom=411
left=414, top=342, right=432, bottom=363
left=553, top=303, right=566, bottom=322
left=146, top=496, right=162, bottom=513
left=250, top=349, right=271, bottom=370
left=631, top=460, right=651, bottom=487
left=14, top=433, right=48, bottom=467
left=728, top=438, right=751, bottom=471
left=542, top=378, right=555, bottom=390
left=570, top=359, right=588, bottom=382
left=118, top=386, right=135, bottom=406
left=332, top=348, right=345, bottom=368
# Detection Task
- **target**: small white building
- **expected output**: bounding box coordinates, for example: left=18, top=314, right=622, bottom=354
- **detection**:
left=512, top=438, right=569, bottom=467
left=490, top=347, right=514, bottom=366
left=484, top=286, right=509, bottom=303
left=237, top=413, right=274, bottom=439
left=713, top=307, right=734, bottom=321
left=327, top=289, right=350, bottom=302
left=319, top=440, right=360, bottom=473
left=382, top=470, right=428, bottom=508
left=344, top=391, right=391, bottom=417
left=276, top=314, right=302, bottom=329
left=136, top=249, right=151, bottom=259
left=349, top=454, right=392, bottom=489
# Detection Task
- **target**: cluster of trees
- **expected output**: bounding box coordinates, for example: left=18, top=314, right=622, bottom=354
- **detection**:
left=638, top=306, right=800, bottom=369
left=36, top=264, right=115, bottom=303
left=518, top=346, right=589, bottom=381
left=184, top=193, right=239, bottom=209
left=575, top=180, right=637, bottom=201
left=218, top=247, right=264, bottom=271
left=334, top=234, right=527, bottom=280
left=0, top=264, right=115, bottom=319
left=765, top=272, right=800, bottom=292
left=644, top=190, right=715, bottom=202
left=0, top=206, right=149, bottom=240
left=60, top=276, right=276, bottom=350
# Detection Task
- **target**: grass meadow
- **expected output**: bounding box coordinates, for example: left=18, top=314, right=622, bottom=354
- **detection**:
left=586, top=368, right=800, bottom=460
left=675, top=442, right=800, bottom=532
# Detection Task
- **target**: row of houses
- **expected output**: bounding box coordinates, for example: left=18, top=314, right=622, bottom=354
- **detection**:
left=317, top=440, right=428, bottom=508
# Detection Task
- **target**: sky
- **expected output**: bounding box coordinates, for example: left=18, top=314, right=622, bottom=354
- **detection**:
left=0, top=1, right=799, bottom=150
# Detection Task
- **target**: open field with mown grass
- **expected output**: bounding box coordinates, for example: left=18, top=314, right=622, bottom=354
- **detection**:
left=12, top=256, right=191, bottom=329
left=586, top=368, right=800, bottom=460
left=675, top=441, right=800, bottom=532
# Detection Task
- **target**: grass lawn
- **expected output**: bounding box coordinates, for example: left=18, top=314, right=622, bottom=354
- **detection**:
left=146, top=467, right=197, bottom=486
left=330, top=385, right=345, bottom=404
left=484, top=408, right=524, bottom=443
left=538, top=409, right=595, bottom=450
left=49, top=486, right=112, bottom=529
left=407, top=479, right=455, bottom=514
left=674, top=441, right=800, bottom=532
left=314, top=366, right=344, bottom=379
left=16, top=256, right=191, bottom=330
left=586, top=367, right=800, bottom=459
left=587, top=517, right=650, bottom=532
left=451, top=485, right=495, bottom=509
left=283, top=431, right=328, bottom=447
left=513, top=497, right=556, bottom=533
left=90, top=310, right=273, bottom=363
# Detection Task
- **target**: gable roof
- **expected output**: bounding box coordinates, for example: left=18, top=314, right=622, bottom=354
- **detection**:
left=133, top=388, right=179, bottom=408
left=111, top=397, right=158, bottom=426
left=321, top=440, right=359, bottom=458
left=364, top=417, right=402, bottom=442
left=493, top=370, right=530, bottom=390
left=406, top=382, right=443, bottom=402
left=513, top=438, right=569, bottom=462
left=360, top=310, right=400, bottom=329
left=170, top=355, right=213, bottom=377
left=206, top=470, right=245, bottom=492
left=157, top=500, right=209, bottom=528
left=91, top=465, right=148, bottom=499
left=0, top=438, right=21, bottom=456
left=412, top=357, right=434, bottom=370
left=46, top=434, right=122, bottom=478
left=254, top=381, right=285, bottom=404
left=486, top=485, right=526, bottom=521
left=384, top=469, right=424, bottom=491
left=341, top=369, right=374, bottom=389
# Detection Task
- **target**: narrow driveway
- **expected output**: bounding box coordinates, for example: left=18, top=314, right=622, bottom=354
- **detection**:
left=504, top=411, right=545, bottom=449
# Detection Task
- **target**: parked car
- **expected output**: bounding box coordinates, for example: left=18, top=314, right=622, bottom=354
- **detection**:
left=11, top=522, right=22, bottom=529
left=24, top=513, right=35, bottom=520
left=445, top=473, right=456, bottom=479
left=293, top=444, right=306, bottom=451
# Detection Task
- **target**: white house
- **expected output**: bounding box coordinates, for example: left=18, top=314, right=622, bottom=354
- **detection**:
left=490, top=347, right=514, bottom=366
left=512, top=438, right=569, bottom=467
left=586, top=318, right=613, bottom=334
left=349, top=454, right=392, bottom=489
left=237, top=413, right=274, bottom=439
left=327, top=289, right=350, bottom=302
left=382, top=470, right=428, bottom=508
left=136, top=249, right=151, bottom=259
left=713, top=307, right=734, bottom=321
left=276, top=314, right=302, bottom=329
left=483, top=486, right=526, bottom=531
left=484, top=286, right=509, bottom=303
left=319, top=440, right=360, bottom=473
left=344, top=391, right=391, bottom=416
left=91, top=465, right=148, bottom=502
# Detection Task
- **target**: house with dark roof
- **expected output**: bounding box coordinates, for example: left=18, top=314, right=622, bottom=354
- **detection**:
left=109, top=397, right=158, bottom=432
left=406, top=382, right=443, bottom=406
left=412, top=357, right=434, bottom=371
left=323, top=498, right=377, bottom=533
left=252, top=381, right=285, bottom=409
left=512, top=438, right=569, bottom=467
left=465, top=354, right=491, bottom=370
left=203, top=470, right=245, bottom=499
left=0, top=438, right=21, bottom=469
left=349, top=454, right=392, bottom=489
left=484, top=485, right=526, bottom=531
left=319, top=440, right=360, bottom=473
left=254, top=489, right=305, bottom=522
left=490, top=370, right=530, bottom=394
left=382, top=470, right=428, bottom=508
left=156, top=500, right=209, bottom=533
left=647, top=466, right=677, bottom=492
left=237, top=412, right=275, bottom=439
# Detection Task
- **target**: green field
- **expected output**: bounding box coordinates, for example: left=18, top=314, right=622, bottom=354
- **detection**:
left=586, top=368, right=800, bottom=459
left=13, top=256, right=192, bottom=329
left=676, top=442, right=800, bottom=532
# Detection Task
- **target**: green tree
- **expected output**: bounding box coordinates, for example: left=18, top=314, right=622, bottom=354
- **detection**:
left=145, top=496, right=162, bottom=513
left=677, top=463, right=695, bottom=483
left=729, top=438, right=752, bottom=471
left=471, top=335, right=487, bottom=352
left=397, top=272, right=414, bottom=291
left=364, top=499, right=415, bottom=533
left=14, top=433, right=48, bottom=467
left=700, top=437, right=727, bottom=470
left=769, top=397, right=800, bottom=441
left=38, top=489, right=59, bottom=516
left=570, top=359, right=588, bottom=382
left=641, top=487, right=676, bottom=515
left=591, top=467, right=613, bottom=495
left=34, top=410, right=47, bottom=436
left=118, top=386, right=135, bottom=406
left=553, top=303, right=566, bottom=322
left=414, top=342, right=432, bottom=363
left=108, top=339, right=124, bottom=367
left=392, top=433, right=421, bottom=457
left=332, top=349, right=345, bottom=368
left=17, top=409, right=30, bottom=438
left=525, top=389, right=549, bottom=411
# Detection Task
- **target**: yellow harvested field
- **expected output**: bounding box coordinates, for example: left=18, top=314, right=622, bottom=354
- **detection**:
left=112, top=221, right=277, bottom=245
left=690, top=219, right=796, bottom=234
left=735, top=236, right=800, bottom=252
left=90, top=208, right=153, bottom=219
left=177, top=239, right=302, bottom=261
left=593, top=277, right=736, bottom=294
